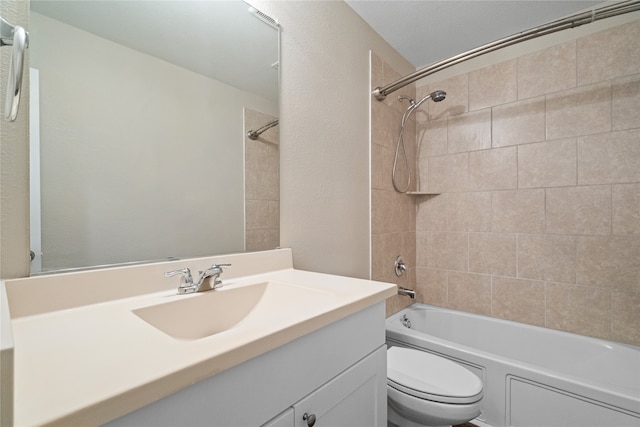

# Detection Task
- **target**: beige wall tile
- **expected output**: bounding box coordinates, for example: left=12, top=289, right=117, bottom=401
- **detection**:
left=416, top=231, right=429, bottom=267
left=386, top=294, right=414, bottom=317
left=401, top=231, right=417, bottom=283
left=417, top=118, right=447, bottom=158
left=403, top=266, right=417, bottom=298
left=469, top=59, right=517, bottom=110
left=416, top=194, right=448, bottom=232
left=448, top=192, right=493, bottom=232
left=416, top=267, right=448, bottom=307
left=517, top=41, right=576, bottom=99
left=381, top=60, right=412, bottom=113
left=546, top=82, right=612, bottom=140
left=469, top=232, right=516, bottom=277
left=613, top=183, right=640, bottom=235
left=447, top=271, right=492, bottom=316
left=245, top=109, right=279, bottom=166
left=426, top=153, right=469, bottom=193
left=371, top=143, right=389, bottom=191
left=577, top=20, right=640, bottom=86
left=427, top=232, right=468, bottom=272
left=390, top=190, right=416, bottom=233
left=372, top=189, right=415, bottom=235
left=578, top=129, right=640, bottom=185
left=371, top=189, right=388, bottom=235
left=383, top=59, right=402, bottom=86
left=245, top=108, right=280, bottom=251
left=546, top=282, right=611, bottom=340
left=246, top=170, right=279, bottom=201
left=412, top=99, right=431, bottom=127
left=517, top=138, right=576, bottom=189
left=417, top=158, right=429, bottom=193
left=371, top=122, right=397, bottom=155
left=545, top=186, right=611, bottom=235
left=492, top=189, right=545, bottom=234
left=245, top=169, right=259, bottom=200
left=372, top=102, right=400, bottom=150
left=517, top=234, right=577, bottom=284
left=416, top=192, right=491, bottom=233
left=492, top=277, right=545, bottom=326
left=492, top=97, right=545, bottom=148
left=246, top=229, right=279, bottom=252
left=424, top=74, right=469, bottom=120
left=612, top=290, right=640, bottom=346
left=576, top=236, right=640, bottom=292
left=245, top=199, right=279, bottom=230
left=372, top=232, right=415, bottom=290
left=372, top=232, right=399, bottom=283
left=370, top=52, right=384, bottom=90
left=612, top=74, right=640, bottom=131
left=469, top=147, right=517, bottom=191
left=447, top=109, right=492, bottom=154
left=371, top=188, right=387, bottom=234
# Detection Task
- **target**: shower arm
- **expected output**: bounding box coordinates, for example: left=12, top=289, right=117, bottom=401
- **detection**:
left=372, top=0, right=640, bottom=101
left=247, top=119, right=279, bottom=140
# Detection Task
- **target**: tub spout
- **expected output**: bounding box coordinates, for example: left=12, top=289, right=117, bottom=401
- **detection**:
left=398, top=287, right=415, bottom=299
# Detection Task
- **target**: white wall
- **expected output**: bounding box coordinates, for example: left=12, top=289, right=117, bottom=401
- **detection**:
left=0, top=0, right=30, bottom=280
left=30, top=13, right=277, bottom=271
left=252, top=0, right=413, bottom=278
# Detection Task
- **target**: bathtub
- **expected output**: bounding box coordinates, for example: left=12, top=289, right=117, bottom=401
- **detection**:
left=386, top=304, right=640, bottom=427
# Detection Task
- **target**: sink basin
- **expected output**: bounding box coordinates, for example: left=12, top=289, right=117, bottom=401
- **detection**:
left=132, top=281, right=332, bottom=340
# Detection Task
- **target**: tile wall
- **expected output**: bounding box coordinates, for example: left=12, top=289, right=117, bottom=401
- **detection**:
left=415, top=20, right=640, bottom=345
left=245, top=108, right=280, bottom=252
left=373, top=19, right=640, bottom=345
left=371, top=53, right=417, bottom=316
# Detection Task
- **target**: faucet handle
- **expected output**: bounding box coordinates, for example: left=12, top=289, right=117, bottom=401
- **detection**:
left=199, top=263, right=231, bottom=288
left=164, top=268, right=193, bottom=285
left=202, top=263, right=231, bottom=275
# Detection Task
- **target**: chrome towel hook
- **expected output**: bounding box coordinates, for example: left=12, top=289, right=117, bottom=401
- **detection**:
left=1, top=16, right=29, bottom=122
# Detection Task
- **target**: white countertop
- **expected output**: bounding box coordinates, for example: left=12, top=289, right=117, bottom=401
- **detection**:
left=4, top=249, right=396, bottom=426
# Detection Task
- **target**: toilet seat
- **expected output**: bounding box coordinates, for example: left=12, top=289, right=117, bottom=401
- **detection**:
left=387, top=347, right=483, bottom=405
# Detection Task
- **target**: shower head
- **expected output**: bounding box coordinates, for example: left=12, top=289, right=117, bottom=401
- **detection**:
left=407, top=89, right=447, bottom=110
left=393, top=89, right=446, bottom=193
left=430, top=90, right=446, bottom=102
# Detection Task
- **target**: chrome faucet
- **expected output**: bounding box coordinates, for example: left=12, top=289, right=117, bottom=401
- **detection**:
left=164, top=263, right=231, bottom=294
left=397, top=287, right=416, bottom=299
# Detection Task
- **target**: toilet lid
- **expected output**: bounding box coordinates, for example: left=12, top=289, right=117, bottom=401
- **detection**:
left=387, top=347, right=483, bottom=404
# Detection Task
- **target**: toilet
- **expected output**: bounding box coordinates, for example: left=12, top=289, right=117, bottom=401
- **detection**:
left=387, top=347, right=483, bottom=427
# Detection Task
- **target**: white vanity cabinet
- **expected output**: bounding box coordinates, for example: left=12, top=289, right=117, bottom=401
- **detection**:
left=292, top=346, right=385, bottom=427
left=106, top=303, right=388, bottom=427
left=263, top=409, right=294, bottom=427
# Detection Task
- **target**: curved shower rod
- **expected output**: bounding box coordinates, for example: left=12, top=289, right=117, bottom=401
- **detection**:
left=247, top=119, right=279, bottom=140
left=373, top=0, right=640, bottom=101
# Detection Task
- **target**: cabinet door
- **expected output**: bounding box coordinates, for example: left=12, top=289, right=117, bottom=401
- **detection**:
left=293, top=347, right=386, bottom=427
left=263, top=408, right=294, bottom=427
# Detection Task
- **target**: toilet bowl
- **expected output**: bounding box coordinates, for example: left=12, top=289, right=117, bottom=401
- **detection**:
left=387, top=346, right=483, bottom=427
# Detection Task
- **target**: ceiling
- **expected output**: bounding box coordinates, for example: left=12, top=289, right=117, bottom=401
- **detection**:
left=30, top=1, right=280, bottom=102
left=345, top=0, right=602, bottom=68
left=29, top=0, right=607, bottom=99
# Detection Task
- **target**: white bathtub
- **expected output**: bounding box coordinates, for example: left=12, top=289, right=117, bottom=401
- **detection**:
left=386, top=304, right=640, bottom=427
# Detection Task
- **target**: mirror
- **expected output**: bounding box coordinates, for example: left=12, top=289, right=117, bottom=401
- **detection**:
left=28, top=1, right=280, bottom=274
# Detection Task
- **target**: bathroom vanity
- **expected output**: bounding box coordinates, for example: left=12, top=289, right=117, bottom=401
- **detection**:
left=1, top=249, right=396, bottom=426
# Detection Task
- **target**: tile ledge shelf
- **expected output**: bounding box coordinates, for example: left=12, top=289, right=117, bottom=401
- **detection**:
left=406, top=191, right=441, bottom=196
